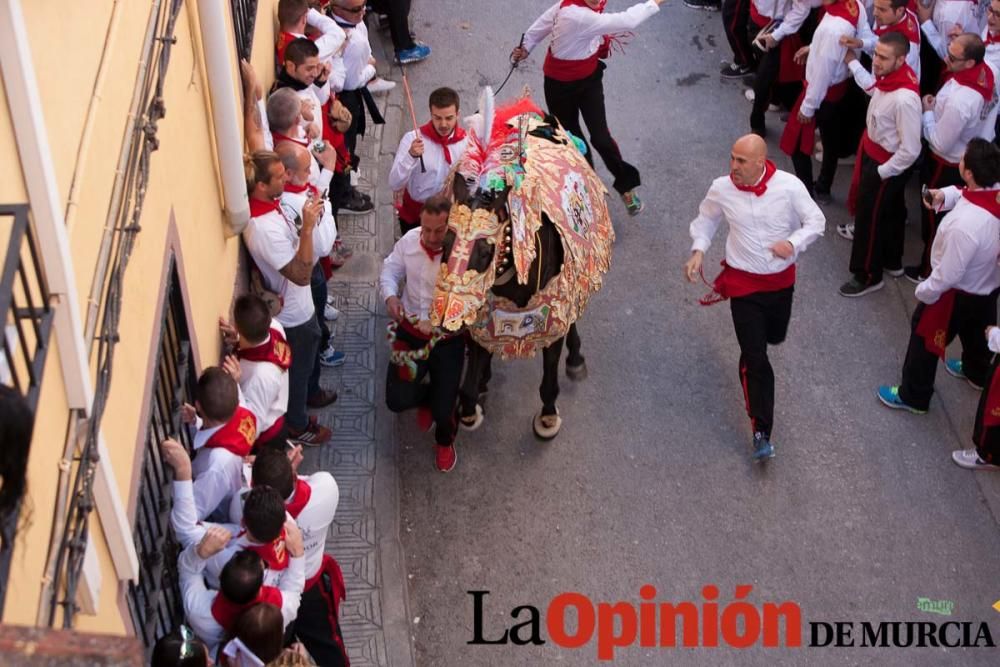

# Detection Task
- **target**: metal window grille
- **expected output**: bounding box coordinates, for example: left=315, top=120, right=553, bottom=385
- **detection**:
left=230, top=0, right=259, bottom=60
left=0, top=203, right=54, bottom=618
left=125, top=261, right=195, bottom=649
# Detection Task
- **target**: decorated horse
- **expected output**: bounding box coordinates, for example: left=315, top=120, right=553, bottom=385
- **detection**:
left=429, top=91, right=614, bottom=439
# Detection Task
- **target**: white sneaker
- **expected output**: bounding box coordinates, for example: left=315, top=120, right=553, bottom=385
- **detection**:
left=836, top=223, right=854, bottom=241
left=951, top=448, right=1000, bottom=470
left=368, top=77, right=396, bottom=95
left=744, top=88, right=755, bottom=103
left=324, top=304, right=340, bottom=321
left=318, top=344, right=346, bottom=368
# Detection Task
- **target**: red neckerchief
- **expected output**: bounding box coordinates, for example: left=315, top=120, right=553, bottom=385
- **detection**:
left=249, top=196, right=281, bottom=219
left=950, top=61, right=996, bottom=102
left=731, top=160, right=776, bottom=197
left=271, top=130, right=309, bottom=147
left=874, top=11, right=920, bottom=44
left=210, top=586, right=283, bottom=632
left=961, top=187, right=1000, bottom=218
left=284, top=478, right=313, bottom=519
left=988, top=30, right=1000, bottom=47
left=237, top=327, right=292, bottom=370
left=284, top=181, right=319, bottom=198
left=872, top=63, right=920, bottom=94
left=240, top=527, right=289, bottom=570
left=822, top=0, right=861, bottom=27
left=204, top=406, right=257, bottom=457
left=560, top=0, right=606, bottom=10
left=418, top=122, right=467, bottom=164
left=420, top=237, right=443, bottom=261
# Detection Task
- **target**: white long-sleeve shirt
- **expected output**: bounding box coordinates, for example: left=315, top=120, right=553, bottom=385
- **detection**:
left=751, top=0, right=793, bottom=21
left=178, top=542, right=305, bottom=653
left=280, top=188, right=337, bottom=263
left=915, top=185, right=1000, bottom=303
left=922, top=75, right=998, bottom=162
left=190, top=425, right=244, bottom=523
left=801, top=7, right=867, bottom=117
left=847, top=61, right=923, bottom=178
left=522, top=0, right=660, bottom=59
left=986, top=28, right=1000, bottom=73
left=305, top=9, right=347, bottom=92
left=388, top=129, right=469, bottom=203
left=333, top=18, right=376, bottom=91
left=238, top=320, right=289, bottom=437
left=771, top=0, right=821, bottom=42
left=858, top=11, right=922, bottom=79
left=380, top=228, right=441, bottom=320
left=228, top=472, right=339, bottom=580
left=920, top=0, right=982, bottom=60
left=690, top=169, right=826, bottom=275
left=988, top=325, right=1000, bottom=352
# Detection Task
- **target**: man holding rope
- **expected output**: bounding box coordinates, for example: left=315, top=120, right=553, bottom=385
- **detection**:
left=684, top=135, right=825, bottom=461
left=511, top=0, right=667, bottom=216
left=381, top=196, right=466, bottom=473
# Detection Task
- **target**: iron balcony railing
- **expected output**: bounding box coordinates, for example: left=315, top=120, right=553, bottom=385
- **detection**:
left=230, top=0, right=259, bottom=60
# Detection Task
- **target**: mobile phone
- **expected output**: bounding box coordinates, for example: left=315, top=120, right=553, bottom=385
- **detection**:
left=921, top=185, right=934, bottom=206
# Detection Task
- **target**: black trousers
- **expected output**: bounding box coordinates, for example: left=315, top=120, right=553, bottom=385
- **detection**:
left=730, top=287, right=794, bottom=437
left=973, top=355, right=1000, bottom=463
left=311, top=263, right=331, bottom=351
left=789, top=96, right=847, bottom=194
left=385, top=330, right=465, bottom=446
left=338, top=88, right=385, bottom=156
left=917, top=150, right=963, bottom=276
left=398, top=215, right=419, bottom=237
left=898, top=290, right=999, bottom=411
left=723, top=0, right=756, bottom=69
left=850, top=155, right=908, bottom=284
left=749, top=45, right=801, bottom=132
left=378, top=0, right=416, bottom=52
left=544, top=66, right=641, bottom=195
left=294, top=576, right=348, bottom=667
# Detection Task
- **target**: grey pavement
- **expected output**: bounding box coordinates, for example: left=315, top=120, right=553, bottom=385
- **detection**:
left=312, top=3, right=1000, bottom=666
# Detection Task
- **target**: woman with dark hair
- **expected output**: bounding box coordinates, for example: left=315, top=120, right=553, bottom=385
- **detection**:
left=151, top=626, right=209, bottom=667
left=0, top=384, right=32, bottom=518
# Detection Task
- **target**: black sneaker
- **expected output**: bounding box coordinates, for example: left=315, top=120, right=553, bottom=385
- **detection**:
left=338, top=190, right=375, bottom=215
left=903, top=265, right=926, bottom=284
left=839, top=277, right=884, bottom=298
left=720, top=62, right=753, bottom=78
left=885, top=265, right=904, bottom=277
left=684, top=0, right=721, bottom=9
left=751, top=432, right=775, bottom=462
left=813, top=184, right=832, bottom=205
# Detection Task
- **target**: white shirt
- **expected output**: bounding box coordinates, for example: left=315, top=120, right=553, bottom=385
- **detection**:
left=921, top=12, right=986, bottom=60
left=987, top=325, right=1000, bottom=352
left=922, top=74, right=999, bottom=162
left=334, top=17, right=376, bottom=91
left=389, top=129, right=469, bottom=204
left=171, top=479, right=240, bottom=549
left=280, top=188, right=338, bottom=263
left=802, top=8, right=868, bottom=117
left=690, top=169, right=826, bottom=275
left=985, top=27, right=1000, bottom=74
left=190, top=423, right=244, bottom=522
left=772, top=0, right=821, bottom=42
left=178, top=541, right=305, bottom=653
left=522, top=0, right=660, bottom=60
left=859, top=12, right=922, bottom=79
left=751, top=0, right=793, bottom=21
left=238, top=320, right=289, bottom=436
left=229, top=472, right=339, bottom=580
left=915, top=185, right=1000, bottom=303
left=243, top=208, right=316, bottom=328
left=380, top=228, right=442, bottom=320
left=847, top=61, right=923, bottom=178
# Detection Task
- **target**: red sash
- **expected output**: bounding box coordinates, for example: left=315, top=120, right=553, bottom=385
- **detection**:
left=847, top=132, right=894, bottom=215
left=544, top=49, right=600, bottom=82
left=915, top=289, right=959, bottom=358
left=731, top=160, right=776, bottom=196
left=256, top=415, right=285, bottom=445
left=204, top=407, right=257, bottom=457
left=961, top=188, right=1000, bottom=218
left=780, top=80, right=849, bottom=156
left=419, top=122, right=466, bottom=164
left=950, top=62, right=996, bottom=103
left=249, top=197, right=281, bottom=219
left=700, top=261, right=796, bottom=306
left=210, top=586, right=283, bottom=632
left=982, top=364, right=1000, bottom=427
left=303, top=555, right=350, bottom=666
left=874, top=11, right=920, bottom=45
left=238, top=327, right=293, bottom=370
left=285, top=478, right=313, bottom=519
left=240, top=528, right=289, bottom=571
left=395, top=188, right=423, bottom=223
left=320, top=100, right=351, bottom=173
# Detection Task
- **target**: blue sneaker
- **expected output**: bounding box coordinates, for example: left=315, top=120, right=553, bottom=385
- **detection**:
left=319, top=345, right=346, bottom=368
left=876, top=385, right=926, bottom=414
left=751, top=432, right=775, bottom=462
left=944, top=358, right=984, bottom=390
left=395, top=44, right=431, bottom=65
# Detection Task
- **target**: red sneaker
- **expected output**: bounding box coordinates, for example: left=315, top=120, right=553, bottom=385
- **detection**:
left=416, top=406, right=434, bottom=432
left=435, top=444, right=456, bottom=472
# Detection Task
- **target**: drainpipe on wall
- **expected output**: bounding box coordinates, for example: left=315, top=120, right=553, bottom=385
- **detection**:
left=195, top=0, right=250, bottom=237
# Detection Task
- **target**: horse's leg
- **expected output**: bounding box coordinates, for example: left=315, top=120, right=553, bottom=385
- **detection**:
left=565, top=322, right=587, bottom=381
left=533, top=336, right=565, bottom=439
left=459, top=340, right=488, bottom=430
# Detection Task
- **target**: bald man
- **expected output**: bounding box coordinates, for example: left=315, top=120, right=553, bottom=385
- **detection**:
left=685, top=135, right=826, bottom=461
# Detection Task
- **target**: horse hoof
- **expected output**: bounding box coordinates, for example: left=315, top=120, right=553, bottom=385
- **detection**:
left=459, top=404, right=484, bottom=431
left=533, top=410, right=562, bottom=440
left=566, top=361, right=588, bottom=381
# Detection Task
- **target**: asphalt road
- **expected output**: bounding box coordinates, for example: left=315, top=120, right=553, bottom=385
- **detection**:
left=387, top=2, right=1000, bottom=665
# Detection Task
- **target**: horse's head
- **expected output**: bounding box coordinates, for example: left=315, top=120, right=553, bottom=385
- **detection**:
left=431, top=175, right=512, bottom=331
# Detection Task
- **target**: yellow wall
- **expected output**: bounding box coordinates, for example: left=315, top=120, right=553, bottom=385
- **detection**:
left=2, top=0, right=280, bottom=634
